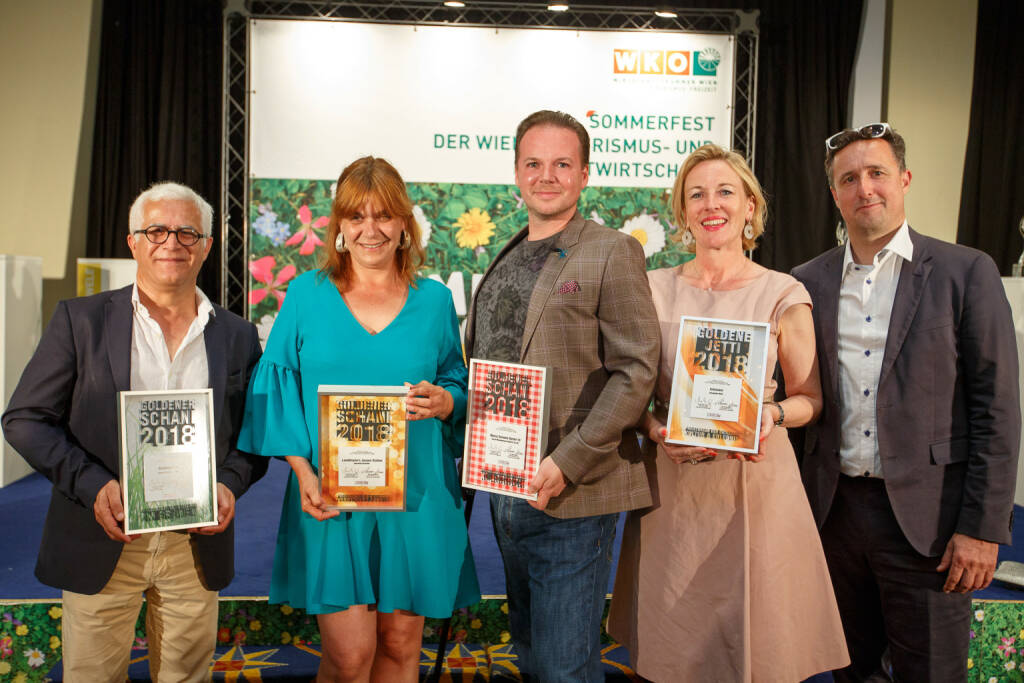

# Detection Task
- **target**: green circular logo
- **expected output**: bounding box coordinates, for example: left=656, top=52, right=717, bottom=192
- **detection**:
left=698, top=48, right=721, bottom=71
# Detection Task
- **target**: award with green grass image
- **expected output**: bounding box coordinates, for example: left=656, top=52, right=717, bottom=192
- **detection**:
left=118, top=389, right=218, bottom=534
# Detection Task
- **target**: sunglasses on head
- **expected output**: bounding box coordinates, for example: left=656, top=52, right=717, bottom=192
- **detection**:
left=825, top=122, right=892, bottom=151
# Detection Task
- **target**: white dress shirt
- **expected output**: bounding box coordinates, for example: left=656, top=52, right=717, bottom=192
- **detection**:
left=130, top=285, right=214, bottom=392
left=837, top=221, right=913, bottom=478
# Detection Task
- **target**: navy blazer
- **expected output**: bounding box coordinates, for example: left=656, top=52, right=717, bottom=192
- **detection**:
left=1, top=285, right=266, bottom=593
left=793, top=229, right=1021, bottom=556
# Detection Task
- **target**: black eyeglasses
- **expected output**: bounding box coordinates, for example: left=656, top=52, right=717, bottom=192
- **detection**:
left=132, top=225, right=206, bottom=246
left=825, top=122, right=892, bottom=151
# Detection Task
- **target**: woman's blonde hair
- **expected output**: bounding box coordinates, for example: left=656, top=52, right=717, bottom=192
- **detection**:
left=321, top=156, right=424, bottom=289
left=670, top=144, right=767, bottom=252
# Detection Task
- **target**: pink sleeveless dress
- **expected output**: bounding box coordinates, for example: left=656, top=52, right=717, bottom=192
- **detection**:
left=608, top=266, right=849, bottom=682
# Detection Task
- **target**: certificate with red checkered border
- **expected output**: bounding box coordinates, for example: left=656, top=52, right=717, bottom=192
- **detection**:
left=462, top=360, right=551, bottom=500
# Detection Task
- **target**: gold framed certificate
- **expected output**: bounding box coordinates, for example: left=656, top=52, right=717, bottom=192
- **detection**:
left=317, top=385, right=408, bottom=511
left=118, top=389, right=218, bottom=534
left=665, top=316, right=771, bottom=454
left=462, top=359, right=551, bottom=500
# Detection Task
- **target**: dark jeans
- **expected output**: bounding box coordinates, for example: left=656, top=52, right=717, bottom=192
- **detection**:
left=490, top=494, right=617, bottom=683
left=823, top=474, right=971, bottom=683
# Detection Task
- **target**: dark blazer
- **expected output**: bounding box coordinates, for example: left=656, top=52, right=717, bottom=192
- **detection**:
left=464, top=212, right=660, bottom=518
left=792, top=229, right=1020, bottom=556
left=1, top=285, right=266, bottom=593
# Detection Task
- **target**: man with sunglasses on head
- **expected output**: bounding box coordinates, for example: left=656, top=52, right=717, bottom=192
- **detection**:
left=792, top=123, right=1020, bottom=681
left=2, top=181, right=266, bottom=681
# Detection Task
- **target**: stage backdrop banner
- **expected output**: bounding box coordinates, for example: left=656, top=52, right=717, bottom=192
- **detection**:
left=248, top=19, right=735, bottom=337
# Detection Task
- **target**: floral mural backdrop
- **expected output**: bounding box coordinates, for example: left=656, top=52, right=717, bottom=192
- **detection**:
left=249, top=179, right=692, bottom=338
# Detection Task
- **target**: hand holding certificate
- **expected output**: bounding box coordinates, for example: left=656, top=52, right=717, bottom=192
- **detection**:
left=665, top=316, right=771, bottom=456
left=462, top=360, right=552, bottom=500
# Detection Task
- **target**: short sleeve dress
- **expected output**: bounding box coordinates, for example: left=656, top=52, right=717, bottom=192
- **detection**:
left=608, top=267, right=849, bottom=682
left=238, top=271, right=480, bottom=616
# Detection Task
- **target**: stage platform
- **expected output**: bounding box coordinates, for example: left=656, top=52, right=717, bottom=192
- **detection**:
left=3, top=460, right=1023, bottom=681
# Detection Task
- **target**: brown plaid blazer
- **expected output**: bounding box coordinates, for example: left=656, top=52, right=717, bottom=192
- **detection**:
left=465, top=212, right=660, bottom=518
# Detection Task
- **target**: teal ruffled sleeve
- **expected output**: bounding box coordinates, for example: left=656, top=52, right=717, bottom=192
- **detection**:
left=238, top=277, right=313, bottom=460
left=434, top=290, right=468, bottom=459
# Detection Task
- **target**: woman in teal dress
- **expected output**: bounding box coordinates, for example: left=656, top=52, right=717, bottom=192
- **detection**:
left=239, top=156, right=479, bottom=681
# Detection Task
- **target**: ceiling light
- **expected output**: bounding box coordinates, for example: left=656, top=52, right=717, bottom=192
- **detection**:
left=655, top=7, right=677, bottom=18
left=547, top=3, right=569, bottom=11
left=443, top=0, right=465, bottom=6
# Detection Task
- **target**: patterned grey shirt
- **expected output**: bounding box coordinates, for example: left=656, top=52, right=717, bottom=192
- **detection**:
left=472, top=232, right=561, bottom=363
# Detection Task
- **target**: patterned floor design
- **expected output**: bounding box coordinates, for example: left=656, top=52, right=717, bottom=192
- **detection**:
left=2, top=597, right=1021, bottom=682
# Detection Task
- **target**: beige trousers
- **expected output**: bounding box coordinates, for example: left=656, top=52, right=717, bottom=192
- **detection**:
left=61, top=531, right=218, bottom=683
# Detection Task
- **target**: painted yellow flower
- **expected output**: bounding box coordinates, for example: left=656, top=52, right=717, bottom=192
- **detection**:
left=15, top=625, right=28, bottom=636
left=0, top=662, right=10, bottom=675
left=281, top=632, right=292, bottom=644
left=454, top=208, right=496, bottom=249
left=500, top=602, right=509, bottom=614
left=249, top=620, right=261, bottom=631
left=470, top=619, right=482, bottom=630
left=499, top=631, right=511, bottom=644
left=13, top=671, right=27, bottom=683
left=49, top=635, right=60, bottom=650
left=967, top=658, right=973, bottom=669
left=280, top=604, right=294, bottom=615
left=48, top=606, right=62, bottom=620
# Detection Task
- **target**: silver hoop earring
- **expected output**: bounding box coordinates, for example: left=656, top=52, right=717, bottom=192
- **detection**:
left=335, top=233, right=347, bottom=252
left=399, top=231, right=412, bottom=250
left=743, top=223, right=755, bottom=240
left=680, top=228, right=694, bottom=246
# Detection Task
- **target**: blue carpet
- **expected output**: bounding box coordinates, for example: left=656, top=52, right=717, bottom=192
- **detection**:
left=2, top=460, right=1021, bottom=603
left=0, top=459, right=623, bottom=598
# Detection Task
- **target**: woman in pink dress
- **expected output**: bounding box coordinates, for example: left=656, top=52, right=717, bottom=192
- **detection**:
left=608, top=144, right=849, bottom=681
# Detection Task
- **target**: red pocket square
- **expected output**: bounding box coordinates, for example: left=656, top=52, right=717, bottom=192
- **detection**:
left=558, top=280, right=581, bottom=294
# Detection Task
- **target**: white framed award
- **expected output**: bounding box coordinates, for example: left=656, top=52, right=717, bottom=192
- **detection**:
left=664, top=316, right=771, bottom=454
left=118, top=389, right=218, bottom=534
left=462, top=359, right=552, bottom=500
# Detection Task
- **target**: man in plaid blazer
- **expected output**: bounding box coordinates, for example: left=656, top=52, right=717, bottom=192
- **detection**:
left=465, top=110, right=660, bottom=681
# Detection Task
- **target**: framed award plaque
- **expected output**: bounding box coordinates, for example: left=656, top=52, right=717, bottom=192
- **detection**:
left=317, top=385, right=408, bottom=511
left=118, top=389, right=218, bottom=534
left=462, top=359, right=551, bottom=500
left=665, top=316, right=771, bottom=454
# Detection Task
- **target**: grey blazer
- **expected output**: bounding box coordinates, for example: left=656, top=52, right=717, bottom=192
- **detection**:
left=465, top=212, right=661, bottom=518
left=2, top=285, right=266, bottom=593
left=792, top=228, right=1020, bottom=555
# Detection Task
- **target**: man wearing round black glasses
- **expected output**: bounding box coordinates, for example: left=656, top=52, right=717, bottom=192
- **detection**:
left=3, top=181, right=266, bottom=680
left=793, top=123, right=1020, bottom=681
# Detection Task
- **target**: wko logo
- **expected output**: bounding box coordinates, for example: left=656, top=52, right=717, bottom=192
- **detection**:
left=613, top=48, right=720, bottom=76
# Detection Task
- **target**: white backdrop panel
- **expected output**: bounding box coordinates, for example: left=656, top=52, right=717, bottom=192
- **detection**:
left=250, top=19, right=735, bottom=187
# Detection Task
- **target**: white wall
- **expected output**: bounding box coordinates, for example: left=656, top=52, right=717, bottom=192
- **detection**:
left=850, top=0, right=887, bottom=128
left=887, top=0, right=978, bottom=243
left=0, top=0, right=101, bottom=320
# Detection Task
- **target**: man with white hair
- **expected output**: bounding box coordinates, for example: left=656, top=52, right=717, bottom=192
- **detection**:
left=3, top=181, right=266, bottom=681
